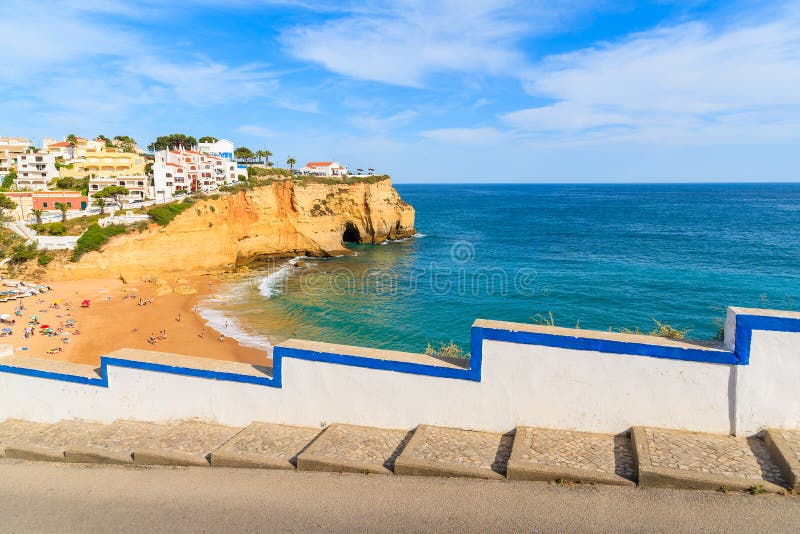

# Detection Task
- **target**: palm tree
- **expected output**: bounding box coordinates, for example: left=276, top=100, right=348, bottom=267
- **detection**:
left=262, top=149, right=272, bottom=166
left=32, top=209, right=43, bottom=225
left=286, top=157, right=296, bottom=172
left=65, top=133, right=78, bottom=159
left=93, top=196, right=106, bottom=215
left=55, top=202, right=68, bottom=223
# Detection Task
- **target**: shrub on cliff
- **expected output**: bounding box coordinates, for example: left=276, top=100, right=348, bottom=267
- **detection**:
left=147, top=201, right=192, bottom=226
left=72, top=224, right=127, bottom=261
left=9, top=242, right=38, bottom=263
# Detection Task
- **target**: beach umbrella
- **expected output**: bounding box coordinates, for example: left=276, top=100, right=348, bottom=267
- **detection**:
left=40, top=324, right=49, bottom=329
left=0, top=314, right=10, bottom=320
left=1, top=328, right=11, bottom=333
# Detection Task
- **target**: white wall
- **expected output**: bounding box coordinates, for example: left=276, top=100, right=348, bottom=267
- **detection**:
left=0, top=307, right=798, bottom=435
left=735, top=329, right=800, bottom=435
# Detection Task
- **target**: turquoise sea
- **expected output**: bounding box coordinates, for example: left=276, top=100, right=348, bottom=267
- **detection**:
left=199, top=184, right=800, bottom=353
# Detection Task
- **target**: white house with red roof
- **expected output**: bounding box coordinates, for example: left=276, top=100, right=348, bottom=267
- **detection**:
left=42, top=136, right=104, bottom=159
left=298, top=161, right=348, bottom=177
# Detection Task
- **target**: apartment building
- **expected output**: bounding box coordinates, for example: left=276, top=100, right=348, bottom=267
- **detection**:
left=0, top=137, right=31, bottom=175
left=88, top=175, right=152, bottom=204
left=152, top=148, right=238, bottom=201
left=58, top=146, right=147, bottom=180
left=14, top=152, right=58, bottom=190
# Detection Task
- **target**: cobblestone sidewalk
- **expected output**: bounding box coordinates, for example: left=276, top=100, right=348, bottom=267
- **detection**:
left=0, top=417, right=797, bottom=493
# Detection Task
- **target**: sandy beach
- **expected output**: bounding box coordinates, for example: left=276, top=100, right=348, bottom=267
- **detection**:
left=0, top=277, right=270, bottom=367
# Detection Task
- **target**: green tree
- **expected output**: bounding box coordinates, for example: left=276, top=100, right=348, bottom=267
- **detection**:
left=256, top=149, right=272, bottom=166
left=0, top=193, right=16, bottom=217
left=32, top=209, right=43, bottom=225
left=234, top=146, right=254, bottom=161
left=113, top=135, right=137, bottom=152
left=96, top=185, right=130, bottom=208
left=55, top=202, right=69, bottom=223
left=93, top=197, right=107, bottom=215
left=147, top=134, right=197, bottom=152
left=1, top=168, right=16, bottom=191
left=96, top=134, right=114, bottom=148
left=286, top=157, right=296, bottom=172
left=65, top=133, right=79, bottom=159
left=198, top=136, right=218, bottom=143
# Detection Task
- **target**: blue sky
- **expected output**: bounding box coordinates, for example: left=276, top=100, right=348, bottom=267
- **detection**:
left=1, top=0, right=799, bottom=182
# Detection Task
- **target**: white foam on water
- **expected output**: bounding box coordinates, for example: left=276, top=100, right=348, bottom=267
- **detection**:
left=257, top=257, right=306, bottom=298
left=196, top=304, right=273, bottom=354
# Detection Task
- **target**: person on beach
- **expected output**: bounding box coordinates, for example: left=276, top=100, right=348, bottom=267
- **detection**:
left=198, top=328, right=205, bottom=339
left=148, top=334, right=156, bottom=345
left=176, top=313, right=181, bottom=323
left=218, top=333, right=225, bottom=342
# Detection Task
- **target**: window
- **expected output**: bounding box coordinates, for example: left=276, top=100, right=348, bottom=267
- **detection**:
left=43, top=202, right=47, bottom=208
left=67, top=202, right=72, bottom=208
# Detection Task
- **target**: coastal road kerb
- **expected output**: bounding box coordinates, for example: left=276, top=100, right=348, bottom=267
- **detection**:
left=0, top=460, right=798, bottom=533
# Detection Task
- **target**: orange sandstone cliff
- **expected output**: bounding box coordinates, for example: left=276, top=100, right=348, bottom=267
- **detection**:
left=48, top=178, right=415, bottom=281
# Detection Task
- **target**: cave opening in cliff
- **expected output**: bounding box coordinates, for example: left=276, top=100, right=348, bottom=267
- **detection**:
left=343, top=222, right=361, bottom=243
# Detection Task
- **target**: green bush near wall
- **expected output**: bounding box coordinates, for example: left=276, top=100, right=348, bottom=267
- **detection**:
left=147, top=201, right=192, bottom=226
left=72, top=224, right=127, bottom=261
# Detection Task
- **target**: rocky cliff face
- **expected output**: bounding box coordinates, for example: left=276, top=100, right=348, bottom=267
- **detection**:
left=49, top=178, right=415, bottom=281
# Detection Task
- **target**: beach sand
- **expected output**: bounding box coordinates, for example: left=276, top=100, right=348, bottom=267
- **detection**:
left=0, top=277, right=270, bottom=367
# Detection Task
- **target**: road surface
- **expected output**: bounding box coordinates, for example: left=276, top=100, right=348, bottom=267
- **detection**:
left=0, top=459, right=797, bottom=532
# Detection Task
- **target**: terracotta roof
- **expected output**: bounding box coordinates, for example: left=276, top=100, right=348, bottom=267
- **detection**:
left=306, top=161, right=334, bottom=167
left=48, top=141, right=72, bottom=148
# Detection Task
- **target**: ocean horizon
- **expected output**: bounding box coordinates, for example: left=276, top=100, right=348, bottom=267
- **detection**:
left=200, top=182, right=800, bottom=354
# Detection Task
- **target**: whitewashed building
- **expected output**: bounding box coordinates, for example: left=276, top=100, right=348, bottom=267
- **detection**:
left=197, top=139, right=234, bottom=160
left=89, top=175, right=152, bottom=205
left=0, top=137, right=31, bottom=175
left=152, top=148, right=238, bottom=201
left=14, top=152, right=58, bottom=190
left=298, top=161, right=348, bottom=177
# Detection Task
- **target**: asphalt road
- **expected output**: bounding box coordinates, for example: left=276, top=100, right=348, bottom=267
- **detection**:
left=0, top=459, right=797, bottom=533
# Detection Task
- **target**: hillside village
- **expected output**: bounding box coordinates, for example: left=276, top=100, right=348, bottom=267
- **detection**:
left=0, top=134, right=382, bottom=271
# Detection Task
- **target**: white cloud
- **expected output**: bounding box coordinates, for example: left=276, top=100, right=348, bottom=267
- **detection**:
left=349, top=110, right=418, bottom=132
left=281, top=0, right=556, bottom=86
left=505, top=8, right=800, bottom=144
left=126, top=58, right=278, bottom=105
left=235, top=124, right=279, bottom=138
left=420, top=127, right=506, bottom=145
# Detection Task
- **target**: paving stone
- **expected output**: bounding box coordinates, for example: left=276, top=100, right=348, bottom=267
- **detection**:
left=394, top=425, right=512, bottom=479
left=133, top=420, right=242, bottom=467
left=210, top=422, right=322, bottom=469
left=632, top=426, right=788, bottom=492
left=507, top=427, right=635, bottom=486
left=4, top=420, right=106, bottom=462
left=296, top=423, right=411, bottom=475
left=763, top=429, right=800, bottom=492
left=0, top=419, right=51, bottom=458
left=65, top=420, right=169, bottom=464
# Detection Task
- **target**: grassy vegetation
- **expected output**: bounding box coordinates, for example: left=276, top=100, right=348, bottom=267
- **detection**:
left=9, top=242, right=38, bottom=263
left=294, top=174, right=391, bottom=185
left=72, top=224, right=127, bottom=261
left=147, top=201, right=192, bottom=226
left=247, top=166, right=293, bottom=178
left=531, top=311, right=693, bottom=340
left=424, top=340, right=470, bottom=360
left=33, top=213, right=102, bottom=236
left=50, top=176, right=89, bottom=194
left=0, top=226, right=24, bottom=258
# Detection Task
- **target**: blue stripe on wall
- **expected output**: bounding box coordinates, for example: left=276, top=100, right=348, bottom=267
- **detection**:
left=1, top=312, right=798, bottom=387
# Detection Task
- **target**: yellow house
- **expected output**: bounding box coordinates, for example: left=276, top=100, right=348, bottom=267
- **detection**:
left=58, top=147, right=146, bottom=179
